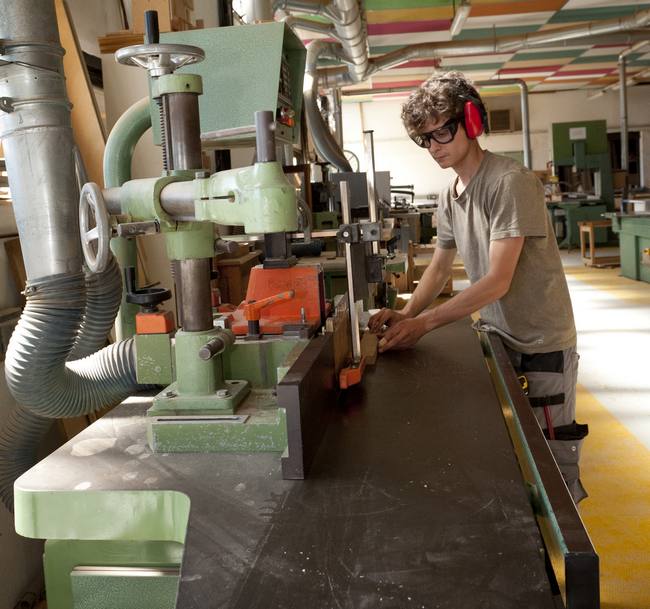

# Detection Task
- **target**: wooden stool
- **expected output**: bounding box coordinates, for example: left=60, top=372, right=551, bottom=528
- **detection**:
left=578, top=220, right=620, bottom=268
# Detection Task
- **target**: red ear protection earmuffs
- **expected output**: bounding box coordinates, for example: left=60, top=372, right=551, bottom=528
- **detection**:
left=425, top=77, right=489, bottom=140
left=463, top=98, right=487, bottom=139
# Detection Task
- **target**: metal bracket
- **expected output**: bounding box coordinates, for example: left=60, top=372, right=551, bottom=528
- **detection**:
left=337, top=223, right=360, bottom=244
left=337, top=221, right=381, bottom=244
left=115, top=220, right=160, bottom=238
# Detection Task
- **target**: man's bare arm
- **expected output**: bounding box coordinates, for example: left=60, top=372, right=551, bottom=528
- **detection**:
left=377, top=237, right=524, bottom=352
left=368, top=246, right=455, bottom=332
left=402, top=246, right=456, bottom=318
left=419, top=236, right=524, bottom=332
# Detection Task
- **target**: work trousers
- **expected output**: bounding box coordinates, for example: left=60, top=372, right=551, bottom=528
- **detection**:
left=504, top=344, right=588, bottom=504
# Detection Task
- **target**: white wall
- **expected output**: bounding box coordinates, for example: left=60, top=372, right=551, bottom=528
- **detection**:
left=342, top=85, right=650, bottom=197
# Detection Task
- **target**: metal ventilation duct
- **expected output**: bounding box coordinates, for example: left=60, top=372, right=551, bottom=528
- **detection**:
left=280, top=0, right=650, bottom=168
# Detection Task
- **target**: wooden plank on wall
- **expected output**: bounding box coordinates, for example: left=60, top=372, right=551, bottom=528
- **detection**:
left=54, top=0, right=107, bottom=187
left=4, top=237, right=26, bottom=295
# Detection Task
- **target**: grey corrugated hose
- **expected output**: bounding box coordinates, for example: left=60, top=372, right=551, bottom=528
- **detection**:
left=0, top=257, right=145, bottom=511
left=69, top=257, right=123, bottom=360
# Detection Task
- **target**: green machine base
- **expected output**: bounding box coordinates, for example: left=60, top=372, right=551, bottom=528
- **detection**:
left=549, top=202, right=608, bottom=248
left=44, top=540, right=183, bottom=609
left=148, top=389, right=288, bottom=453
left=609, top=214, right=650, bottom=283
left=149, top=378, right=251, bottom=415
left=146, top=337, right=308, bottom=454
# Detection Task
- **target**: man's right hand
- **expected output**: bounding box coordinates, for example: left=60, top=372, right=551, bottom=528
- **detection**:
left=368, top=308, right=408, bottom=333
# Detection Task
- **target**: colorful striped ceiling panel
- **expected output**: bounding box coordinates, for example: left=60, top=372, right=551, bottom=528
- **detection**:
left=290, top=0, right=650, bottom=94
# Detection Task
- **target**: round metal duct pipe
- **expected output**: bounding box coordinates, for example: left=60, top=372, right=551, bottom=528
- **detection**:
left=0, top=0, right=82, bottom=281
left=304, top=40, right=352, bottom=171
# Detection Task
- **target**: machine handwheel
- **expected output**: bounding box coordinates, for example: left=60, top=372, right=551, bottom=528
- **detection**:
left=115, top=43, right=205, bottom=75
left=79, top=182, right=111, bottom=273
left=344, top=149, right=360, bottom=172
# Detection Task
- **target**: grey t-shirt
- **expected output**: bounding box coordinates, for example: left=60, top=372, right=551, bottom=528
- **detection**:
left=436, top=151, right=576, bottom=354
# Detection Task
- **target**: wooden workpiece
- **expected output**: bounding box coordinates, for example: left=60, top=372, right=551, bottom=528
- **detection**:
left=215, top=249, right=262, bottom=305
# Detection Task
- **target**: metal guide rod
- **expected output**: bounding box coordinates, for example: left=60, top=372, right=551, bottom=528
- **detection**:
left=340, top=181, right=362, bottom=364
left=363, top=130, right=380, bottom=255
left=255, top=110, right=276, bottom=163
left=201, top=125, right=257, bottom=141
left=332, top=88, right=343, bottom=148
left=619, top=57, right=629, bottom=204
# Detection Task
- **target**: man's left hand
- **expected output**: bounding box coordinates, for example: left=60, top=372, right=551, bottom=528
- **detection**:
left=378, top=317, right=428, bottom=353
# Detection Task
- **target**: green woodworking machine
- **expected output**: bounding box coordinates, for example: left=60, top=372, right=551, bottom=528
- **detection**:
left=1, top=4, right=599, bottom=609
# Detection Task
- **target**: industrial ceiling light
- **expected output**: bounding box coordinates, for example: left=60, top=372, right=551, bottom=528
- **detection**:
left=450, top=0, right=471, bottom=37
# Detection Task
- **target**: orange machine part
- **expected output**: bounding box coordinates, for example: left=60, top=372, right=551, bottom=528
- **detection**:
left=231, top=265, right=324, bottom=336
left=339, top=357, right=366, bottom=389
left=136, top=310, right=175, bottom=335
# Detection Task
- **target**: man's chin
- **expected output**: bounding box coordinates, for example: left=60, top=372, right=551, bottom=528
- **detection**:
left=432, top=156, right=451, bottom=168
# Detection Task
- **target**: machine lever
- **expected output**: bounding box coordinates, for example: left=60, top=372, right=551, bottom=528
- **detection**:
left=198, top=331, right=235, bottom=361
left=243, top=290, right=295, bottom=337
left=124, top=266, right=172, bottom=312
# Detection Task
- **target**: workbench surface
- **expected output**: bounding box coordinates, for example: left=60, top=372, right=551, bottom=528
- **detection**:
left=16, top=319, right=556, bottom=608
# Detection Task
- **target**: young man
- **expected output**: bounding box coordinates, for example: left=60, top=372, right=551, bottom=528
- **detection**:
left=368, top=72, right=587, bottom=503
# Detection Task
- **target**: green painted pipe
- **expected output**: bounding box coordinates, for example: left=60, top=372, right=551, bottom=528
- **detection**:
left=103, top=96, right=152, bottom=188
left=104, top=97, right=153, bottom=339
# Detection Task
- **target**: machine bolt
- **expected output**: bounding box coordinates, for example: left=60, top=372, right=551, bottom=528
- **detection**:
left=216, top=389, right=231, bottom=398
left=164, top=390, right=176, bottom=398
left=0, top=97, right=14, bottom=113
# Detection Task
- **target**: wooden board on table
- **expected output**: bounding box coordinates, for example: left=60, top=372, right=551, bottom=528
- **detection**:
left=325, top=295, right=351, bottom=376
left=360, top=332, right=378, bottom=366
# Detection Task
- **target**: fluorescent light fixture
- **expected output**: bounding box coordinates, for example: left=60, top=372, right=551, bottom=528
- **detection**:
left=450, top=1, right=471, bottom=37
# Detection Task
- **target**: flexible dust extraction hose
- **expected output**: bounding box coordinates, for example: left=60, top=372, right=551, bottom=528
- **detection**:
left=5, top=272, right=143, bottom=420
left=0, top=259, right=143, bottom=511
left=0, top=259, right=137, bottom=511
left=0, top=0, right=150, bottom=513
left=69, top=257, right=123, bottom=361
left=0, top=405, right=53, bottom=512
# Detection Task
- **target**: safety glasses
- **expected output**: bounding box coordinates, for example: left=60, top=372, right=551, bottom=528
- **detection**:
left=410, top=117, right=461, bottom=148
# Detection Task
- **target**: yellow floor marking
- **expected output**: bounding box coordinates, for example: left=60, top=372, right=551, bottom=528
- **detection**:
left=578, top=384, right=650, bottom=609
left=564, top=266, right=650, bottom=303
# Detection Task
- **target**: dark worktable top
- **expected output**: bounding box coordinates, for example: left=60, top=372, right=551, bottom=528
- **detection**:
left=16, top=319, right=556, bottom=609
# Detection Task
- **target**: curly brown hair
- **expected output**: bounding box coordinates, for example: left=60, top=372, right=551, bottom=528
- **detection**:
left=401, top=71, right=484, bottom=135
